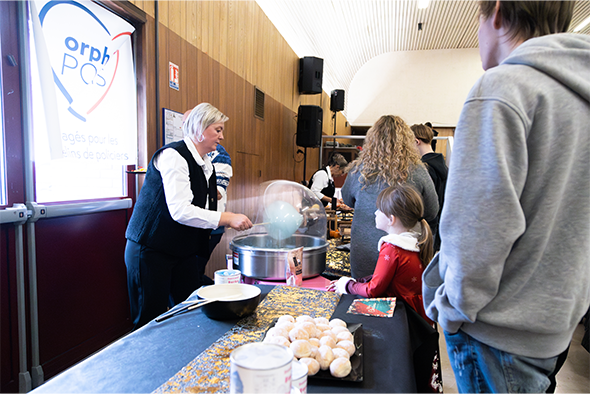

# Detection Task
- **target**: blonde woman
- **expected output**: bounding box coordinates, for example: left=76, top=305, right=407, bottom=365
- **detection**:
left=341, top=115, right=438, bottom=278
left=125, top=103, right=252, bottom=329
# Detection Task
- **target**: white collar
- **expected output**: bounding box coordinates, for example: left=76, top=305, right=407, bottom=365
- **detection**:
left=378, top=232, right=420, bottom=252
left=184, top=136, right=213, bottom=171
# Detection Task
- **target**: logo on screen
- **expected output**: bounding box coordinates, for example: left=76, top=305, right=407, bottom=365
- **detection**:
left=38, top=1, right=133, bottom=122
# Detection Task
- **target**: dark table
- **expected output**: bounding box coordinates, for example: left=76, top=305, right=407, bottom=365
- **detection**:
left=32, top=285, right=419, bottom=393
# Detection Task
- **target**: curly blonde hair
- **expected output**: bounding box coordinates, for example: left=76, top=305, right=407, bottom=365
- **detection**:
left=352, top=115, right=423, bottom=187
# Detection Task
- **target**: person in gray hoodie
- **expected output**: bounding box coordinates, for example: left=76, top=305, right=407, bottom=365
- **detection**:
left=422, top=1, right=590, bottom=392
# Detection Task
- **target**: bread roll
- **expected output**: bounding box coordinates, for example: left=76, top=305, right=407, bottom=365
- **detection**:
left=316, top=345, right=334, bottom=370
left=290, top=339, right=312, bottom=358
left=275, top=321, right=295, bottom=333
left=330, top=357, right=352, bottom=378
left=314, top=317, right=329, bottom=325
left=336, top=330, right=354, bottom=343
left=264, top=335, right=290, bottom=347
left=289, top=327, right=310, bottom=342
left=329, top=318, right=347, bottom=328
left=299, top=321, right=317, bottom=337
left=296, top=315, right=314, bottom=324
left=331, top=347, right=350, bottom=359
left=309, top=345, right=319, bottom=359
left=331, top=326, right=349, bottom=335
left=313, top=328, right=323, bottom=339
left=318, top=330, right=337, bottom=342
left=277, top=315, right=295, bottom=324
left=266, top=326, right=288, bottom=339
left=316, top=324, right=331, bottom=332
left=336, top=340, right=356, bottom=357
left=319, top=336, right=337, bottom=348
left=299, top=357, right=320, bottom=376
left=309, top=338, right=320, bottom=347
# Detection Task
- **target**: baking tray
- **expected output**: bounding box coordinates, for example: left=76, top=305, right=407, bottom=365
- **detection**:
left=264, top=321, right=363, bottom=382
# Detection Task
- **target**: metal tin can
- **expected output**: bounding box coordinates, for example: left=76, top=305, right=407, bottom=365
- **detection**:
left=214, top=269, right=241, bottom=285
left=230, top=343, right=293, bottom=394
left=291, top=359, right=308, bottom=393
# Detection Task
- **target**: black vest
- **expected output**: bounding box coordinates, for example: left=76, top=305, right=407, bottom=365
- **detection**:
left=309, top=167, right=335, bottom=207
left=126, top=141, right=217, bottom=258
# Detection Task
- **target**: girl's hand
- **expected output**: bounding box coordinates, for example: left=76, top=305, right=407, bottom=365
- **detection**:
left=326, top=280, right=338, bottom=292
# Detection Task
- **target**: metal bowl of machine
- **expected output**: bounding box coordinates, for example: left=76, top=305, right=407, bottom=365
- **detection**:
left=230, top=233, right=328, bottom=280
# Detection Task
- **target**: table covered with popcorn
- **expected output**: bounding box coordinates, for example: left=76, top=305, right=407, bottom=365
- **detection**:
left=31, top=285, right=432, bottom=393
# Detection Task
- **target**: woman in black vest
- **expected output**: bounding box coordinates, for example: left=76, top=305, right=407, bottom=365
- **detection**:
left=309, top=153, right=348, bottom=207
left=125, top=103, right=252, bottom=329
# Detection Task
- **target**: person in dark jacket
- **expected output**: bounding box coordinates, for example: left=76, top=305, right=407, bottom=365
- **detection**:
left=425, top=122, right=439, bottom=151
left=411, top=124, right=448, bottom=251
left=124, top=103, right=252, bottom=329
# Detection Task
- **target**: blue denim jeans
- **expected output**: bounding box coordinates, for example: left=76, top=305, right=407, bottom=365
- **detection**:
left=444, top=330, right=558, bottom=393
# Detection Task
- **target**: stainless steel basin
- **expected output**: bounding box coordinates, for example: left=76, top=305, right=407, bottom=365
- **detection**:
left=230, top=234, right=328, bottom=280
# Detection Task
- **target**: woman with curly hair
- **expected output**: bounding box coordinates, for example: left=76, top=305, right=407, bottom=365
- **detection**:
left=341, top=115, right=438, bottom=278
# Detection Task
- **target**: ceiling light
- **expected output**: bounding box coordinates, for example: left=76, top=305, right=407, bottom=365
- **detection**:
left=418, top=0, right=430, bottom=9
left=573, top=15, right=590, bottom=32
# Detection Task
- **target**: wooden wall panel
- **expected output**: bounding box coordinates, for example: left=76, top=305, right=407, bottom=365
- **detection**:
left=201, top=1, right=210, bottom=56
left=168, top=32, right=182, bottom=112
left=127, top=0, right=327, bottom=277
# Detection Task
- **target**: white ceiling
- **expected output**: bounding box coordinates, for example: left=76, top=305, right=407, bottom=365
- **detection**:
left=257, top=0, right=590, bottom=119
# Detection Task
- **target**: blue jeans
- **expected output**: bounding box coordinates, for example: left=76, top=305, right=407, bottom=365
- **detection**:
left=444, top=330, right=558, bottom=393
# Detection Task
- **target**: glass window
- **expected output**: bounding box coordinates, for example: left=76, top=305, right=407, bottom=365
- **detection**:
left=28, top=0, right=137, bottom=203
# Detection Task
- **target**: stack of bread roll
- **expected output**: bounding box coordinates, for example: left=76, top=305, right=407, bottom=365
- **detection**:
left=262, top=314, right=355, bottom=378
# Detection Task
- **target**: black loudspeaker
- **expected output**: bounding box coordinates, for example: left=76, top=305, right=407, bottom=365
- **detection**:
left=299, top=57, right=323, bottom=94
left=330, top=89, right=345, bottom=112
left=297, top=105, right=323, bottom=147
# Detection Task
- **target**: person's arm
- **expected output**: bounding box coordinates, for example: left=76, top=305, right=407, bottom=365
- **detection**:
left=340, top=167, right=357, bottom=208
left=347, top=243, right=398, bottom=297
left=309, top=170, right=329, bottom=201
left=213, top=161, right=232, bottom=208
left=414, top=165, right=439, bottom=222
left=156, top=148, right=221, bottom=229
left=423, top=95, right=528, bottom=333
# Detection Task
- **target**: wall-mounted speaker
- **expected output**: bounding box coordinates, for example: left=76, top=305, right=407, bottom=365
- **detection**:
left=298, top=57, right=323, bottom=95
left=330, top=89, right=345, bottom=112
left=296, top=105, right=323, bottom=147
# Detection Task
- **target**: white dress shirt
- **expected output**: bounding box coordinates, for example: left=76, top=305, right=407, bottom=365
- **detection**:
left=310, top=166, right=333, bottom=200
left=154, top=136, right=221, bottom=229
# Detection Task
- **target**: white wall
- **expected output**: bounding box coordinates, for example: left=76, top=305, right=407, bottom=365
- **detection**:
left=347, top=48, right=484, bottom=127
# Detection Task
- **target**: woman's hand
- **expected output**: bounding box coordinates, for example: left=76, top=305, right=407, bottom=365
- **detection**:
left=220, top=212, right=252, bottom=231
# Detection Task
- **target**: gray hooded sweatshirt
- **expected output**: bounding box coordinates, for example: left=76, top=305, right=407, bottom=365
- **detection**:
left=423, top=33, right=590, bottom=359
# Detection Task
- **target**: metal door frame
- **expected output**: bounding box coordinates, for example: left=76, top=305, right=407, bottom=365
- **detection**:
left=0, top=2, right=138, bottom=391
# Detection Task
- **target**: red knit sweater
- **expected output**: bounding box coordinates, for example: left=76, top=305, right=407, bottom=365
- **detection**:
left=347, top=241, right=431, bottom=324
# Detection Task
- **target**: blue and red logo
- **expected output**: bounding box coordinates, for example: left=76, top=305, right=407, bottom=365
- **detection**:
left=38, top=0, right=133, bottom=122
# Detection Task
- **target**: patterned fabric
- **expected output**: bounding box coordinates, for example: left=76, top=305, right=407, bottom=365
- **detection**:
left=324, top=239, right=351, bottom=278
left=207, top=144, right=232, bottom=191
left=153, top=286, right=340, bottom=393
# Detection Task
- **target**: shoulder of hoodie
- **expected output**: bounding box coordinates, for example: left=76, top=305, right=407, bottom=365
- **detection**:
left=467, top=33, right=590, bottom=109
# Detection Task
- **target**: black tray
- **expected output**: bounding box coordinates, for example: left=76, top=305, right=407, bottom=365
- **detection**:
left=310, top=323, right=363, bottom=382
left=265, top=321, right=363, bottom=382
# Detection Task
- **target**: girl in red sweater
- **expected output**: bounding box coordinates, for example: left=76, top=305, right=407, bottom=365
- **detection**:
left=327, top=183, right=433, bottom=323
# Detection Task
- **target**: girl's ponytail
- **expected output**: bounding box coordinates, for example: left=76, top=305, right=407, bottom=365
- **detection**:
left=377, top=183, right=434, bottom=268
left=417, top=218, right=433, bottom=268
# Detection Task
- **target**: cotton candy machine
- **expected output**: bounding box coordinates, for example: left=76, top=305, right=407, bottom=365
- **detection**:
left=230, top=180, right=328, bottom=280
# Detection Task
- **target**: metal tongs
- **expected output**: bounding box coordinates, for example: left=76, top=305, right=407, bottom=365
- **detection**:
left=155, top=294, right=241, bottom=322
